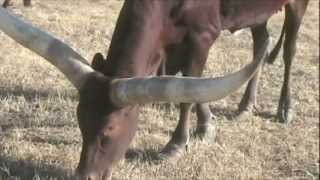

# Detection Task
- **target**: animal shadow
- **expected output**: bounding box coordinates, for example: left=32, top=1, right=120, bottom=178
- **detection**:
left=255, top=110, right=277, bottom=120
left=209, top=105, right=277, bottom=121
left=0, top=155, right=74, bottom=180
left=125, top=148, right=161, bottom=164
left=0, top=85, right=77, bottom=101
left=208, top=105, right=238, bottom=121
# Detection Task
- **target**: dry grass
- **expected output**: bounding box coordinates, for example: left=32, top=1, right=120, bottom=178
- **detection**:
left=0, top=0, right=319, bottom=179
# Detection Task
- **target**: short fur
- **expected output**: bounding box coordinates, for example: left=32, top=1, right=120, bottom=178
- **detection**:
left=76, top=1, right=309, bottom=179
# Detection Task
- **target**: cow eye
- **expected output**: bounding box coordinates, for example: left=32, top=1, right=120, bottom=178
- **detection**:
left=101, top=136, right=111, bottom=148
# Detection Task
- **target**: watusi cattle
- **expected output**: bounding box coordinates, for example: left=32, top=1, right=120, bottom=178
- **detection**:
left=0, top=5, right=261, bottom=180
left=0, top=0, right=309, bottom=179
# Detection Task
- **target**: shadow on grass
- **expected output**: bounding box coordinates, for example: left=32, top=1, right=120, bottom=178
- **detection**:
left=125, top=148, right=161, bottom=164
left=209, top=105, right=277, bottom=121
left=151, top=103, right=277, bottom=122
left=209, top=105, right=238, bottom=121
left=0, top=85, right=77, bottom=101
left=0, top=85, right=79, bottom=130
left=0, top=155, right=74, bottom=180
left=26, top=135, right=80, bottom=147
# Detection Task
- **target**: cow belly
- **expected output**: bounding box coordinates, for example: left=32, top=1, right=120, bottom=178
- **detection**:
left=221, top=0, right=289, bottom=31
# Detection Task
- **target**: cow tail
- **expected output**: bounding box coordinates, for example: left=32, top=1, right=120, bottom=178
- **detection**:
left=267, top=5, right=288, bottom=64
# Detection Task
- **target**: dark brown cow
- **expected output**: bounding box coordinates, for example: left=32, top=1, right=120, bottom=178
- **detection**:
left=0, top=0, right=308, bottom=180
left=0, top=4, right=262, bottom=180
left=82, top=0, right=294, bottom=179
left=237, top=0, right=309, bottom=123
left=2, top=0, right=31, bottom=8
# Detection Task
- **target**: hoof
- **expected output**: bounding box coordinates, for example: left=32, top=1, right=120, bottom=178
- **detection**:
left=158, top=143, right=187, bottom=161
left=277, top=108, right=293, bottom=124
left=195, top=123, right=216, bottom=143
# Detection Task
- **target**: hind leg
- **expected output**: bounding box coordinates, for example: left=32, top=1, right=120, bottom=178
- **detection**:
left=237, top=23, right=271, bottom=120
left=277, top=1, right=308, bottom=123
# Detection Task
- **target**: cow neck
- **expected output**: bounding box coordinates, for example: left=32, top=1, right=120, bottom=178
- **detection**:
left=105, top=1, right=166, bottom=78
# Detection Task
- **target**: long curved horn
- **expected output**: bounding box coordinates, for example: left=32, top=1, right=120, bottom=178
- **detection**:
left=110, top=47, right=265, bottom=107
left=0, top=8, right=94, bottom=90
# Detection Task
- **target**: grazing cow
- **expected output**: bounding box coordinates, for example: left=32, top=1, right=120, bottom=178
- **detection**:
left=237, top=0, right=309, bottom=123
left=2, top=0, right=31, bottom=8
left=0, top=0, right=307, bottom=179
left=0, top=5, right=261, bottom=180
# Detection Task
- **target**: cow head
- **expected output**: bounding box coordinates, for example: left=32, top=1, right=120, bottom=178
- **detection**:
left=0, top=6, right=262, bottom=180
left=75, top=72, right=139, bottom=180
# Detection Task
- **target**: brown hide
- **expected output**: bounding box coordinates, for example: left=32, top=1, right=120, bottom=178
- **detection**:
left=221, top=0, right=289, bottom=32
left=102, top=0, right=291, bottom=78
left=0, top=0, right=304, bottom=179
left=82, top=0, right=291, bottom=180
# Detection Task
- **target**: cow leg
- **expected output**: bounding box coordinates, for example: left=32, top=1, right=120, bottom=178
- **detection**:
left=277, top=1, right=308, bottom=123
left=23, top=0, right=31, bottom=7
left=158, top=102, right=193, bottom=159
left=194, top=103, right=216, bottom=140
left=2, top=0, right=12, bottom=8
left=159, top=32, right=217, bottom=159
left=237, top=23, right=271, bottom=120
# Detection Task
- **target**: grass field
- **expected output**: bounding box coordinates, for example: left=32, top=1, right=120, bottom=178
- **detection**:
left=0, top=0, right=319, bottom=179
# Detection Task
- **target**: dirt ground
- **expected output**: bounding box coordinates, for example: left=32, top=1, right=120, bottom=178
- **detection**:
left=0, top=0, right=318, bottom=179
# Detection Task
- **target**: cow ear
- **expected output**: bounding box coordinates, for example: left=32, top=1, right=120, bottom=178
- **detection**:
left=91, top=53, right=106, bottom=73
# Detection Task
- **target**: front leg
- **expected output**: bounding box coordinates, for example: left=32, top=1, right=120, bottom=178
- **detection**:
left=159, top=103, right=193, bottom=159
left=159, top=32, right=218, bottom=159
left=194, top=103, right=216, bottom=141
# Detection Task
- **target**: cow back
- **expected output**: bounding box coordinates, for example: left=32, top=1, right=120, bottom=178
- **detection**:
left=221, top=0, right=289, bottom=32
